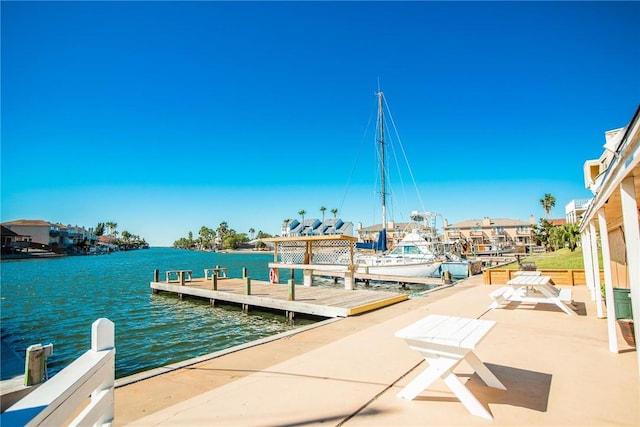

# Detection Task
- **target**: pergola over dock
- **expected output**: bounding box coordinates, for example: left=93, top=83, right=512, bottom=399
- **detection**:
left=263, top=235, right=358, bottom=289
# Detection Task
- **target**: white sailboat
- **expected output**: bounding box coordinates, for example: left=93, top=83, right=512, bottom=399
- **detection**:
left=354, top=91, right=444, bottom=278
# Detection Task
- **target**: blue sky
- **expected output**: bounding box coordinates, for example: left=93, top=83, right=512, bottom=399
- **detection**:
left=2, top=1, right=639, bottom=247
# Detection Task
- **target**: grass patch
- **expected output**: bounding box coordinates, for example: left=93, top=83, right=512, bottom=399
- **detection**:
left=503, top=247, right=602, bottom=270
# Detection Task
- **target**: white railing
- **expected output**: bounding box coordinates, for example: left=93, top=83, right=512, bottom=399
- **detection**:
left=1, top=318, right=115, bottom=427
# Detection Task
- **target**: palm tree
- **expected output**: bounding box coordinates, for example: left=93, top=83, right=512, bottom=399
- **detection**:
left=331, top=208, right=338, bottom=218
left=283, top=219, right=291, bottom=237
left=249, top=228, right=255, bottom=240
left=198, top=226, right=215, bottom=250
left=564, top=222, right=581, bottom=251
left=555, top=222, right=581, bottom=252
left=298, top=210, right=306, bottom=235
left=121, top=230, right=131, bottom=249
left=105, top=221, right=116, bottom=236
left=95, top=222, right=105, bottom=236
left=320, top=206, right=326, bottom=222
left=540, top=194, right=556, bottom=218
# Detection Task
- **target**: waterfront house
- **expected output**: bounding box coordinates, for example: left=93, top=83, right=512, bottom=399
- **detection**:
left=356, top=220, right=435, bottom=249
left=565, top=198, right=592, bottom=223
left=1, top=225, right=19, bottom=253
left=1, top=219, right=99, bottom=254
left=1, top=219, right=54, bottom=247
left=281, top=218, right=354, bottom=237
left=579, top=104, right=639, bottom=373
left=442, top=216, right=535, bottom=252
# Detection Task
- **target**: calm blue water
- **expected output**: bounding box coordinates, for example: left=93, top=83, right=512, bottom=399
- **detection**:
left=0, top=248, right=317, bottom=379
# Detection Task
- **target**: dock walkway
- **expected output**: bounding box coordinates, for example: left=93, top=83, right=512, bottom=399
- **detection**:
left=150, top=277, right=410, bottom=318
left=117, top=275, right=638, bottom=426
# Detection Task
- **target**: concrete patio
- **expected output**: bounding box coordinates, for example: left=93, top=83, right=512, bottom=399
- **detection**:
left=114, top=274, right=638, bottom=426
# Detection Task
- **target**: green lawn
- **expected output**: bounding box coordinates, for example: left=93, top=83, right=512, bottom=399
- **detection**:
left=503, top=247, right=602, bottom=270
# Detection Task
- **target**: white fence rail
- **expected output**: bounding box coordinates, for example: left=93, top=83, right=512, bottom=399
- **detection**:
left=1, top=318, right=115, bottom=426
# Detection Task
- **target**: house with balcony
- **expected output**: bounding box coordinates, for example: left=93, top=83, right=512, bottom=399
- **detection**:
left=51, top=223, right=99, bottom=252
left=1, top=219, right=99, bottom=254
left=355, top=220, right=437, bottom=249
left=443, top=216, right=536, bottom=253
left=565, top=198, right=592, bottom=223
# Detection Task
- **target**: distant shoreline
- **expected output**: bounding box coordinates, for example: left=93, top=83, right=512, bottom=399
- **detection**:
left=216, top=249, right=274, bottom=255
left=158, top=247, right=274, bottom=255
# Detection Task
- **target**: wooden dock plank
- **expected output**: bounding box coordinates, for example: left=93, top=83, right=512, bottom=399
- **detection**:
left=150, top=278, right=408, bottom=318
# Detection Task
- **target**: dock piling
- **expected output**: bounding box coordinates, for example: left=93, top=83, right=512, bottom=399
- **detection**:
left=288, top=279, right=295, bottom=301
left=244, top=277, right=251, bottom=295
left=211, top=273, right=218, bottom=290
left=344, top=270, right=354, bottom=291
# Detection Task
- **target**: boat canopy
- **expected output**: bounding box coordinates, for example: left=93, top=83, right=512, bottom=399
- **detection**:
left=374, top=228, right=388, bottom=252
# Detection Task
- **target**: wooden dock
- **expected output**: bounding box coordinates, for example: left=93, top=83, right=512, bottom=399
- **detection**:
left=317, top=270, right=445, bottom=286
left=150, top=277, right=408, bottom=318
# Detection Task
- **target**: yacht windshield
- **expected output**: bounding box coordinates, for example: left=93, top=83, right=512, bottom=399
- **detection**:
left=388, top=245, right=423, bottom=255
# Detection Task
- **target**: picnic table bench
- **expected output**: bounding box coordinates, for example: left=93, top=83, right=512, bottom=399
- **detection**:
left=513, top=270, right=542, bottom=277
left=489, top=275, right=575, bottom=315
left=395, top=314, right=506, bottom=419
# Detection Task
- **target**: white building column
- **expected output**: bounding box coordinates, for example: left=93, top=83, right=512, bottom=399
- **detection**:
left=588, top=220, right=604, bottom=318
left=597, top=208, right=618, bottom=353
left=581, top=229, right=595, bottom=299
left=620, top=176, right=640, bottom=375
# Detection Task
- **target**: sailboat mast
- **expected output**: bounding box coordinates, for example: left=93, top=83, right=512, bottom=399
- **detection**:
left=377, top=91, right=387, bottom=230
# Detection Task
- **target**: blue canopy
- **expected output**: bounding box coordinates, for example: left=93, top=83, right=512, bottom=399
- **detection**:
left=355, top=242, right=374, bottom=250
left=374, top=228, right=387, bottom=252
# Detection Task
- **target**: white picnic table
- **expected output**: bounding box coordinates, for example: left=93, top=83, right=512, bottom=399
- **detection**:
left=489, top=275, right=576, bottom=315
left=395, top=314, right=505, bottom=419
left=513, top=270, right=542, bottom=276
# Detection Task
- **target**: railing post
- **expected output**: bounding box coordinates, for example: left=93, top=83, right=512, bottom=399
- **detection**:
left=92, top=318, right=114, bottom=352
left=91, top=318, right=115, bottom=425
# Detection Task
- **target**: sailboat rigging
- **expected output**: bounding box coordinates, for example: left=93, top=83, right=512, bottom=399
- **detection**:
left=353, top=90, right=445, bottom=278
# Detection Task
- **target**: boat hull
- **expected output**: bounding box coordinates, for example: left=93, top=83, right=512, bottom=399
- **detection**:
left=355, top=261, right=442, bottom=278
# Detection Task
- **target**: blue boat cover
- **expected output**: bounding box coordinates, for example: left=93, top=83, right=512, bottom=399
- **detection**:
left=374, top=228, right=387, bottom=252
left=355, top=242, right=374, bottom=249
